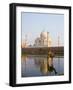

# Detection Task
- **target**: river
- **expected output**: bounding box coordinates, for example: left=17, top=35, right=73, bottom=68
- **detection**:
left=21, top=55, right=64, bottom=77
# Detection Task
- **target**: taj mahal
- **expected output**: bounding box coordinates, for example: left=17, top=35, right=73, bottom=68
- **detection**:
left=34, top=31, right=52, bottom=47
left=22, top=31, right=52, bottom=48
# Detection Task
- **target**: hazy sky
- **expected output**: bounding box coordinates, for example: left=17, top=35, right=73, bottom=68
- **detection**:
left=21, top=12, right=64, bottom=46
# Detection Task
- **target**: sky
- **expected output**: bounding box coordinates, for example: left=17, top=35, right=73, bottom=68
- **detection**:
left=21, top=12, right=64, bottom=46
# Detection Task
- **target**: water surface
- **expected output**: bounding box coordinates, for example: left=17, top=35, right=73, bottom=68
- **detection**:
left=21, top=55, right=64, bottom=77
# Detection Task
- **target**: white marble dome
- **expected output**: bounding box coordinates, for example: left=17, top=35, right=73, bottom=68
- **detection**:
left=40, top=31, right=48, bottom=39
left=34, top=31, right=52, bottom=47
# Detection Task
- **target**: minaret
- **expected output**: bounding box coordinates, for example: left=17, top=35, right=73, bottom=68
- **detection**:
left=25, top=34, right=27, bottom=47
left=47, top=32, right=49, bottom=47
left=58, top=34, right=60, bottom=47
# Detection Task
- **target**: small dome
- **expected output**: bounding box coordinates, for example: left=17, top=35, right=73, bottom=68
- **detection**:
left=40, top=31, right=48, bottom=39
left=35, top=37, right=40, bottom=42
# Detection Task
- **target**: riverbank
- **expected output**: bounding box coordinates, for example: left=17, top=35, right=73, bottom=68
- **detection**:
left=22, top=46, right=64, bottom=56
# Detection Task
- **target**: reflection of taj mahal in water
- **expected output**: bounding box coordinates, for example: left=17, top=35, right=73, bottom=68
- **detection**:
left=34, top=56, right=57, bottom=75
left=21, top=55, right=64, bottom=77
left=22, top=31, right=52, bottom=48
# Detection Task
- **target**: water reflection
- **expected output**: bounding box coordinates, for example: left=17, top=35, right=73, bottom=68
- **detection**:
left=34, top=56, right=57, bottom=75
left=21, top=55, right=64, bottom=77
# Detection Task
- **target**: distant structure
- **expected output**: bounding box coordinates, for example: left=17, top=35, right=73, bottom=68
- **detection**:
left=22, top=31, right=52, bottom=48
left=21, top=35, right=28, bottom=48
left=21, top=41, right=28, bottom=48
left=34, top=31, right=52, bottom=47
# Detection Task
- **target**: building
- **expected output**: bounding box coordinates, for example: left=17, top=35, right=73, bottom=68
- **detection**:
left=34, top=31, right=52, bottom=47
left=21, top=40, right=28, bottom=48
